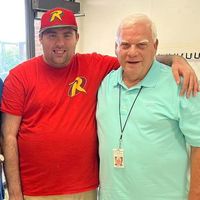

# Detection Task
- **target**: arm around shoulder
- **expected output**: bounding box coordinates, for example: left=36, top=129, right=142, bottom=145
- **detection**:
left=156, top=54, right=199, bottom=97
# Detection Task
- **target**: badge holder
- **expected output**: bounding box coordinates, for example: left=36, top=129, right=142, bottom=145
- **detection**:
left=113, top=148, right=124, bottom=168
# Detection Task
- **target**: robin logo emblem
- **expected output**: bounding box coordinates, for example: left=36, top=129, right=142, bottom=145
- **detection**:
left=50, top=10, right=63, bottom=22
left=68, top=77, right=87, bottom=97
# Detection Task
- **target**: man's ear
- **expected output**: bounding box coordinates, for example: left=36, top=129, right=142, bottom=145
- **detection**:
left=39, top=33, right=43, bottom=43
left=76, top=32, right=80, bottom=42
left=115, top=42, right=119, bottom=57
left=154, top=39, right=159, bottom=51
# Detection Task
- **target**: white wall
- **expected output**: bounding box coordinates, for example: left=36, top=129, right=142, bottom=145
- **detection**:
left=76, top=0, right=200, bottom=78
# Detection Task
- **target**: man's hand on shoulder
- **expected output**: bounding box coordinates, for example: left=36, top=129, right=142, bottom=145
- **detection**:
left=171, top=55, right=199, bottom=98
left=156, top=55, right=199, bottom=98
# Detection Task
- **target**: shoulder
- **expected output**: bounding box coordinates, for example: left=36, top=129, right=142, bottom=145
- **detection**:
left=155, top=61, right=172, bottom=74
left=146, top=61, right=180, bottom=98
left=4, top=56, right=42, bottom=87
left=99, top=67, right=121, bottom=89
left=75, top=53, right=119, bottom=78
left=7, top=56, right=42, bottom=82
left=10, top=56, right=41, bottom=74
left=155, top=61, right=177, bottom=85
left=76, top=52, right=118, bottom=63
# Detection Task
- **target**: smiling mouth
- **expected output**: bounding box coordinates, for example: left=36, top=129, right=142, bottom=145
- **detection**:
left=53, top=50, right=66, bottom=54
left=127, top=61, right=140, bottom=64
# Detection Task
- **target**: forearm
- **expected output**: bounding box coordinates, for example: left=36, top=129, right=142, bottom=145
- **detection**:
left=156, top=54, right=173, bottom=66
left=2, top=136, right=23, bottom=200
left=156, top=54, right=188, bottom=66
left=188, top=147, right=200, bottom=200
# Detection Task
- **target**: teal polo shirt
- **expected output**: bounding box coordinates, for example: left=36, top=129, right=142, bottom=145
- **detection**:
left=96, top=60, right=200, bottom=200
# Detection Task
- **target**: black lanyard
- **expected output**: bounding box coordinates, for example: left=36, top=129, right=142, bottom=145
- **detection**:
left=118, top=85, right=143, bottom=148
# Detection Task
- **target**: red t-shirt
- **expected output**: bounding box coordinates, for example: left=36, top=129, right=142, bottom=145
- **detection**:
left=1, top=53, right=119, bottom=195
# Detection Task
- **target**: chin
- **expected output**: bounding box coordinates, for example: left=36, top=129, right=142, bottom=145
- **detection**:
left=54, top=58, right=68, bottom=65
left=126, top=63, right=141, bottom=69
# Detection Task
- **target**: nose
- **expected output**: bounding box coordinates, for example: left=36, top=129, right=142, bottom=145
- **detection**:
left=127, top=45, right=138, bottom=57
left=55, top=35, right=65, bottom=47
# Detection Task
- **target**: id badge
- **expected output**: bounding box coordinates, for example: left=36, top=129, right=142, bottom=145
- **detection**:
left=113, top=148, right=124, bottom=168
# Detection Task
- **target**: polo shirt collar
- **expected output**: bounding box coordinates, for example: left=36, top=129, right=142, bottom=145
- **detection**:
left=114, top=60, right=161, bottom=89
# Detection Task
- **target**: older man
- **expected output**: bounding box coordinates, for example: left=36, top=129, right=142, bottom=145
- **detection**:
left=97, top=14, right=200, bottom=200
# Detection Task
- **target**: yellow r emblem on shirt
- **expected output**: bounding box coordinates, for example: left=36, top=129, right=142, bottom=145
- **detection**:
left=68, top=77, right=87, bottom=97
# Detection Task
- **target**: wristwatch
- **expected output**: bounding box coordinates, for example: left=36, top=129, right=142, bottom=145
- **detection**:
left=0, top=154, right=4, bottom=162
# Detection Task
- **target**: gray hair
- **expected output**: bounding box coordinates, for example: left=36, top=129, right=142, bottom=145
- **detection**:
left=116, top=14, right=157, bottom=44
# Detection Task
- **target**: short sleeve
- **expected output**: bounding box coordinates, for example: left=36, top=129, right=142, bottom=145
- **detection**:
left=179, top=94, right=200, bottom=146
left=1, top=71, right=25, bottom=116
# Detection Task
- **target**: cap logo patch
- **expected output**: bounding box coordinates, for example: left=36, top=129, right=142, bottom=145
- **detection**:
left=50, top=10, right=63, bottom=22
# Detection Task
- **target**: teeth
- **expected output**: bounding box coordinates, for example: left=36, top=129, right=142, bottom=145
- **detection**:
left=54, top=50, right=65, bottom=54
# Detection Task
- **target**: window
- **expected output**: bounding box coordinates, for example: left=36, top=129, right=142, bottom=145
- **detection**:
left=0, top=0, right=26, bottom=80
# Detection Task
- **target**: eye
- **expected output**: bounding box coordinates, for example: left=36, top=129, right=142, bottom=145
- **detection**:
left=64, top=34, right=72, bottom=38
left=120, top=43, right=130, bottom=50
left=47, top=33, right=56, bottom=39
left=137, top=42, right=148, bottom=49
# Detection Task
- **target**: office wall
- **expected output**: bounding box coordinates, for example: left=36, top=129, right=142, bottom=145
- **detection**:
left=76, top=0, right=200, bottom=79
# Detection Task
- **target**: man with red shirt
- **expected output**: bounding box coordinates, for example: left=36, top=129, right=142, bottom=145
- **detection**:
left=0, top=7, right=199, bottom=200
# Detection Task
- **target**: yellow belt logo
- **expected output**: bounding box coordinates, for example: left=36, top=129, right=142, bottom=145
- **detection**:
left=68, top=77, right=87, bottom=97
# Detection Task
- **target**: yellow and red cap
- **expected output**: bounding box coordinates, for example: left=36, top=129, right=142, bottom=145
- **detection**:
left=39, top=7, right=78, bottom=34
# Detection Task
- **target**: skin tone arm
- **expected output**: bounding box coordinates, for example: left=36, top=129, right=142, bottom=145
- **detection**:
left=188, top=147, right=200, bottom=200
left=1, top=113, right=23, bottom=200
left=0, top=142, right=3, bottom=163
left=156, top=55, right=199, bottom=98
